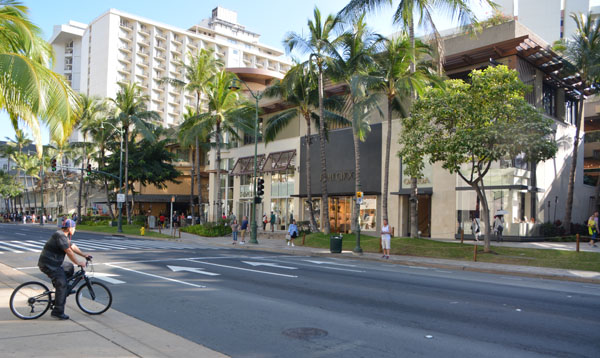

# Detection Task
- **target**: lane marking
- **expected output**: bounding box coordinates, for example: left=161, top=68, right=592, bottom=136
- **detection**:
left=0, top=241, right=28, bottom=253
left=15, top=233, right=26, bottom=236
left=242, top=261, right=298, bottom=270
left=93, top=272, right=126, bottom=284
left=303, top=260, right=357, bottom=267
left=105, top=264, right=206, bottom=288
left=186, top=259, right=298, bottom=278
left=167, top=265, right=220, bottom=276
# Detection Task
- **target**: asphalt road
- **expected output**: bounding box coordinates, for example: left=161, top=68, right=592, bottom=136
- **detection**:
left=2, top=224, right=599, bottom=358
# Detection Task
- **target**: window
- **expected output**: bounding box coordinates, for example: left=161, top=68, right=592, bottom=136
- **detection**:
left=359, top=196, right=377, bottom=231
left=565, top=97, right=578, bottom=125
left=542, top=83, right=557, bottom=117
left=271, top=169, right=295, bottom=198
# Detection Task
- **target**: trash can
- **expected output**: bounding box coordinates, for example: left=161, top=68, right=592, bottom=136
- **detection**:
left=330, top=234, right=343, bottom=253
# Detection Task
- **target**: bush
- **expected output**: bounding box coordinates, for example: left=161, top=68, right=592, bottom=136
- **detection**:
left=132, top=215, right=147, bottom=227
left=297, top=221, right=311, bottom=235
left=181, top=222, right=232, bottom=237
left=80, top=215, right=112, bottom=226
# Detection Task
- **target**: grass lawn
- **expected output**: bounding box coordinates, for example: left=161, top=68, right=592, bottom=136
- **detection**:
left=76, top=224, right=173, bottom=239
left=303, top=233, right=600, bottom=272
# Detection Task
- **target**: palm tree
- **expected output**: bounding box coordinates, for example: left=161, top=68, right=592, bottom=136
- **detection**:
left=329, top=13, right=382, bottom=234
left=74, top=95, right=106, bottom=221
left=263, top=63, right=347, bottom=232
left=0, top=1, right=81, bottom=153
left=284, top=7, right=343, bottom=234
left=371, top=34, right=438, bottom=223
left=340, top=0, right=495, bottom=237
left=111, top=82, right=160, bottom=223
left=91, top=116, right=119, bottom=220
left=15, top=153, right=40, bottom=214
left=5, top=129, right=32, bottom=213
left=162, top=49, right=223, bottom=219
left=559, top=12, right=600, bottom=232
left=195, top=70, right=251, bottom=220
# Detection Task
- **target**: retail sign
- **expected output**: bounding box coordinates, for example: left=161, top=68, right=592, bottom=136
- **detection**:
left=327, top=171, right=355, bottom=182
left=401, top=160, right=433, bottom=190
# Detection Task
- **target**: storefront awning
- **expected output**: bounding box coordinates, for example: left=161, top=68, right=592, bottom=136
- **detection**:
left=230, top=155, right=266, bottom=176
left=262, top=150, right=296, bottom=173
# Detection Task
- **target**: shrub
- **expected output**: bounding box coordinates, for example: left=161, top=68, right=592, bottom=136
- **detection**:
left=80, top=215, right=112, bottom=226
left=297, top=221, right=311, bottom=235
left=132, top=215, right=147, bottom=226
left=181, top=222, right=232, bottom=237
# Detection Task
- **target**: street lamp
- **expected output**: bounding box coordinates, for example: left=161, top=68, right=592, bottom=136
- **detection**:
left=101, top=121, right=124, bottom=234
left=229, top=77, right=262, bottom=245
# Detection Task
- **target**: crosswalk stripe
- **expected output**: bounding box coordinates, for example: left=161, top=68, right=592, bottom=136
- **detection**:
left=0, top=242, right=26, bottom=253
left=0, top=238, right=198, bottom=253
left=2, top=241, right=39, bottom=252
left=11, top=241, right=43, bottom=251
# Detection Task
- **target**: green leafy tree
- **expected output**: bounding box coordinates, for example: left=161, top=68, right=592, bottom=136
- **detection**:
left=111, top=82, right=160, bottom=223
left=284, top=7, right=343, bottom=234
left=370, top=34, right=438, bottom=223
left=162, top=49, right=223, bottom=218
left=553, top=12, right=599, bottom=231
left=263, top=63, right=347, bottom=232
left=194, top=70, right=252, bottom=220
left=0, top=0, right=81, bottom=152
left=341, top=0, right=496, bottom=237
left=400, top=66, right=557, bottom=252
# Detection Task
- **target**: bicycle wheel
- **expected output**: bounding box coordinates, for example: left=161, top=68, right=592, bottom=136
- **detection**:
left=76, top=281, right=112, bottom=315
left=10, top=281, right=52, bottom=320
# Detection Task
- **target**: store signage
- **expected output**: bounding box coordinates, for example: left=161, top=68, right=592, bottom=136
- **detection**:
left=402, top=177, right=431, bottom=185
left=327, top=171, right=355, bottom=182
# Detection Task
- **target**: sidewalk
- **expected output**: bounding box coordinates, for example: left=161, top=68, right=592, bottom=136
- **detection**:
left=0, top=263, right=228, bottom=358
left=161, top=229, right=600, bottom=284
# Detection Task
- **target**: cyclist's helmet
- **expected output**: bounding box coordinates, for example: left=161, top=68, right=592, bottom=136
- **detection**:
left=62, top=219, right=76, bottom=228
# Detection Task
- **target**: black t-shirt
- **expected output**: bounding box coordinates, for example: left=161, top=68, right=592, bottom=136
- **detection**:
left=38, top=230, right=71, bottom=271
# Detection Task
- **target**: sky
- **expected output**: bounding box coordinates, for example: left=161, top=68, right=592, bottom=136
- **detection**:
left=2, top=0, right=599, bottom=145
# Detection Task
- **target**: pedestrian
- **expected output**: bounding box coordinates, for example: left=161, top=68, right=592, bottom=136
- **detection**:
left=493, top=215, right=504, bottom=242
left=240, top=216, right=248, bottom=244
left=159, top=213, right=165, bottom=228
left=588, top=212, right=598, bottom=247
left=381, top=218, right=391, bottom=259
left=471, top=217, right=481, bottom=242
left=172, top=212, right=178, bottom=228
left=37, top=219, right=92, bottom=320
left=262, top=213, right=267, bottom=231
left=231, top=219, right=239, bottom=245
left=287, top=219, right=298, bottom=247
left=270, top=211, right=276, bottom=232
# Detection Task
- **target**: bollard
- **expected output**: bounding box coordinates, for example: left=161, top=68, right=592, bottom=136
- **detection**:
left=461, top=228, right=464, bottom=244
left=576, top=233, right=580, bottom=252
left=473, top=242, right=477, bottom=262
left=179, top=227, right=181, bottom=238
left=302, top=233, right=306, bottom=246
left=158, top=225, right=161, bottom=234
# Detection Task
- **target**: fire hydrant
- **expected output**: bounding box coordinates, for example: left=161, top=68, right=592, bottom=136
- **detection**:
left=140, top=226, right=145, bottom=236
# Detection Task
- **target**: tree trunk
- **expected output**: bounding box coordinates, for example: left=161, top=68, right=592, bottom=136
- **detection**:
left=473, top=182, right=492, bottom=253
left=124, top=128, right=131, bottom=224
left=196, top=138, right=202, bottom=221
left=317, top=63, right=330, bottom=234
left=408, top=17, right=419, bottom=238
left=304, top=115, right=318, bottom=232
left=382, top=96, right=392, bottom=223
left=77, top=155, right=85, bottom=221
left=352, top=126, right=362, bottom=233
left=100, top=149, right=115, bottom=220
left=215, top=121, right=222, bottom=221
left=190, top=143, right=195, bottom=218
left=564, top=99, right=584, bottom=233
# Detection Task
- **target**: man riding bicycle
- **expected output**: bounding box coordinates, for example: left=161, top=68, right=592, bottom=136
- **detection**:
left=38, top=219, right=92, bottom=320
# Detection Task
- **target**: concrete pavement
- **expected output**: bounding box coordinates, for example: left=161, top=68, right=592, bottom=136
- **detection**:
left=0, top=263, right=228, bottom=358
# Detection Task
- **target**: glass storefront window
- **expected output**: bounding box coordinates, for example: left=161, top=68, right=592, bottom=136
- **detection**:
left=359, top=196, right=377, bottom=231
left=271, top=169, right=295, bottom=197
left=303, top=198, right=321, bottom=228
left=270, top=198, right=295, bottom=229
left=329, top=197, right=353, bottom=234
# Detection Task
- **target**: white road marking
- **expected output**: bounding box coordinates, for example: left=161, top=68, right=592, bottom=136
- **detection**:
left=242, top=261, right=298, bottom=270
left=105, top=264, right=206, bottom=288
left=0, top=241, right=29, bottom=252
left=92, top=272, right=126, bottom=284
left=303, top=260, right=357, bottom=267
left=187, top=259, right=298, bottom=278
left=167, top=265, right=220, bottom=276
left=15, top=233, right=26, bottom=236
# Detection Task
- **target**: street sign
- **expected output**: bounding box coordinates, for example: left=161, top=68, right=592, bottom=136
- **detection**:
left=356, top=191, right=363, bottom=205
left=117, top=194, right=126, bottom=203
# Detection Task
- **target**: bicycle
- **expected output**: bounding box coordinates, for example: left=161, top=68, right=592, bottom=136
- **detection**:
left=9, top=259, right=112, bottom=320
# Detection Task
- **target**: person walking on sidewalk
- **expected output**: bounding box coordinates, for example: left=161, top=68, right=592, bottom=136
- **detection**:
left=493, top=215, right=504, bottom=242
left=287, top=219, right=298, bottom=247
left=588, top=212, right=598, bottom=247
left=231, top=219, right=239, bottom=245
left=270, top=212, right=276, bottom=232
left=240, top=216, right=248, bottom=244
left=37, top=219, right=91, bottom=320
left=262, top=213, right=267, bottom=231
left=381, top=219, right=391, bottom=259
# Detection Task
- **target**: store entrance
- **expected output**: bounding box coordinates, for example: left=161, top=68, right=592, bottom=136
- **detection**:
left=329, top=197, right=352, bottom=234
left=417, top=194, right=431, bottom=237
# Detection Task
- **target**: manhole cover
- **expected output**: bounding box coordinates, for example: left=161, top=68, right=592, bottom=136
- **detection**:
left=282, top=327, right=328, bottom=340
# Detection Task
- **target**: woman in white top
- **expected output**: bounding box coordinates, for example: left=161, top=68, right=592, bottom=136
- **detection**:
left=381, top=219, right=391, bottom=259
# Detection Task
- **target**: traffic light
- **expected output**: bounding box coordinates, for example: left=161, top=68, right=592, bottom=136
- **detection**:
left=257, top=178, right=264, bottom=197
left=51, top=158, right=57, bottom=172
left=86, top=164, right=92, bottom=175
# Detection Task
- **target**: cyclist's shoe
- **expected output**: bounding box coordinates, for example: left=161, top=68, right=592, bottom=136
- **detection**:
left=50, top=312, right=70, bottom=320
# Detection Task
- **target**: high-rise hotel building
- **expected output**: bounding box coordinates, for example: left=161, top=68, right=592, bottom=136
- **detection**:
left=50, top=6, right=292, bottom=140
